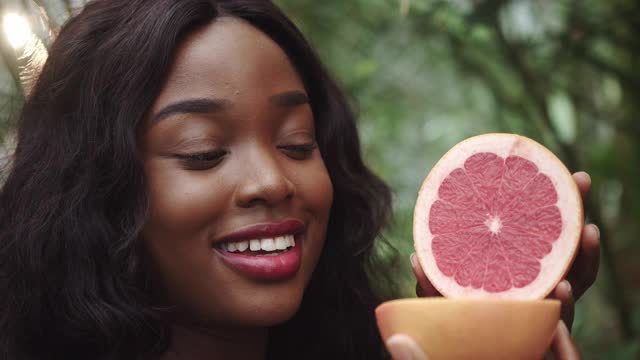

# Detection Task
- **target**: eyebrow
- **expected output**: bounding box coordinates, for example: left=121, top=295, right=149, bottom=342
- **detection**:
left=269, top=91, right=310, bottom=107
left=151, top=91, right=309, bottom=124
left=152, top=98, right=231, bottom=124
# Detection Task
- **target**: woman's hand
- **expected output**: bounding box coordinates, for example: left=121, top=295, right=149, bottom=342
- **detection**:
left=549, top=320, right=582, bottom=360
left=551, top=172, right=600, bottom=330
left=385, top=334, right=430, bottom=360
left=404, top=171, right=600, bottom=359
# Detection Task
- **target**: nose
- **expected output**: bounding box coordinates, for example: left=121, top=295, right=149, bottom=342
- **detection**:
left=233, top=148, right=295, bottom=208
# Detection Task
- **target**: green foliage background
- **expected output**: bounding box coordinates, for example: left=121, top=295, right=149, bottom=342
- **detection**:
left=1, top=0, right=638, bottom=358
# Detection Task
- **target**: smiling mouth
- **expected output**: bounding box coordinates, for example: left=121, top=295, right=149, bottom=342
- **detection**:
left=216, top=234, right=296, bottom=256
left=213, top=233, right=303, bottom=280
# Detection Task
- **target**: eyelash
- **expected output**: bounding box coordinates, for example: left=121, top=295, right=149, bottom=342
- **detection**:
left=175, top=143, right=317, bottom=170
left=279, top=143, right=317, bottom=160
left=175, top=150, right=227, bottom=170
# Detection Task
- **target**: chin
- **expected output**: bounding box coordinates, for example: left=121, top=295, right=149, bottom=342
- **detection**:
left=193, top=283, right=306, bottom=329
left=242, top=292, right=304, bottom=327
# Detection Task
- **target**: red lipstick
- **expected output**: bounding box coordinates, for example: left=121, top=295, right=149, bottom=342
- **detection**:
left=214, top=219, right=304, bottom=281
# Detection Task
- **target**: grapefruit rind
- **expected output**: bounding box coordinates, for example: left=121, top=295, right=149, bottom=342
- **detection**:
left=413, top=133, right=583, bottom=299
left=375, top=298, right=561, bottom=360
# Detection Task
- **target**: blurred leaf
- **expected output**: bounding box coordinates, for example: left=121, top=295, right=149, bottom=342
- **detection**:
left=547, top=91, right=577, bottom=144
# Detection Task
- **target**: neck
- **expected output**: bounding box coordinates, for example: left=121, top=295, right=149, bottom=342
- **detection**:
left=161, top=322, right=268, bottom=360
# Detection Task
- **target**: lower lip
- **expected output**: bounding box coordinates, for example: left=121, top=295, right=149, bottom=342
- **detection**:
left=215, top=237, right=302, bottom=280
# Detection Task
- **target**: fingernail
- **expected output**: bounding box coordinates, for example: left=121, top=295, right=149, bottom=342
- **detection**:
left=592, top=224, right=600, bottom=239
left=557, top=320, right=570, bottom=336
left=561, top=280, right=572, bottom=294
left=386, top=334, right=429, bottom=360
left=410, top=253, right=417, bottom=268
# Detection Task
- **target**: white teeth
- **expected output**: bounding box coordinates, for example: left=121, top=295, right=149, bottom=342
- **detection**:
left=249, top=239, right=261, bottom=251
left=221, top=234, right=296, bottom=253
left=275, top=236, right=287, bottom=250
left=227, top=242, right=237, bottom=252
left=236, top=240, right=249, bottom=252
left=261, top=238, right=276, bottom=251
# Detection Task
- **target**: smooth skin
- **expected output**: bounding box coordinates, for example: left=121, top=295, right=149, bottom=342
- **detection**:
left=396, top=172, right=599, bottom=360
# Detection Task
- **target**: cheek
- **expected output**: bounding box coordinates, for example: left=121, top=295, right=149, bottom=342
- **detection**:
left=139, top=163, right=230, bottom=299
left=297, top=157, right=333, bottom=219
left=144, top=164, right=229, bottom=235
left=140, top=162, right=228, bottom=303
left=296, top=157, right=334, bottom=248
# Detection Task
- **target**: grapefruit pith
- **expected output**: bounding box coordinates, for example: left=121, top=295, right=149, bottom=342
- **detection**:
left=413, top=133, right=582, bottom=299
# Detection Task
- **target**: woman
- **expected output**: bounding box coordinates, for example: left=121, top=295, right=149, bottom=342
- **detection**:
left=0, top=1, right=598, bottom=359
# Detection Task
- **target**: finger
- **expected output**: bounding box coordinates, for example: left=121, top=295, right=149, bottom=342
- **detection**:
left=551, top=321, right=581, bottom=360
left=554, top=280, right=576, bottom=330
left=572, top=172, right=591, bottom=205
left=410, top=253, right=441, bottom=297
left=567, top=224, right=600, bottom=300
left=386, top=334, right=430, bottom=360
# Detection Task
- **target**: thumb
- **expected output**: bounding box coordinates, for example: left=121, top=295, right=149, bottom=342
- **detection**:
left=385, top=334, right=430, bottom=360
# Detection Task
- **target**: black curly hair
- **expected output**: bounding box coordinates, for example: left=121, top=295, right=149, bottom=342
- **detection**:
left=0, top=1, right=394, bottom=359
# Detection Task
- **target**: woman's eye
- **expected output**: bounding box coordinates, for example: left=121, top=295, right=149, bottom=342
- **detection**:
left=175, top=150, right=227, bottom=170
left=279, top=143, right=317, bottom=160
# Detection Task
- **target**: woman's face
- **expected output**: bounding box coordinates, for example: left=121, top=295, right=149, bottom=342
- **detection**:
left=140, top=18, right=333, bottom=329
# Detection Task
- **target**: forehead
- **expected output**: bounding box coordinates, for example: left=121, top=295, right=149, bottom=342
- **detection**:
left=152, top=17, right=304, bottom=109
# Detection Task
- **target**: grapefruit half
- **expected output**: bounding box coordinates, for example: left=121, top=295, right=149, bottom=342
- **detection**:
left=413, top=133, right=583, bottom=299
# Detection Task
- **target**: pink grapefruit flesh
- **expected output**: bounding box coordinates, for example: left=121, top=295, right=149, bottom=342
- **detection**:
left=414, top=134, right=583, bottom=299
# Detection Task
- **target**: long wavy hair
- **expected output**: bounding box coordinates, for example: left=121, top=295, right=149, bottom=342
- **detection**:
left=0, top=1, right=393, bottom=359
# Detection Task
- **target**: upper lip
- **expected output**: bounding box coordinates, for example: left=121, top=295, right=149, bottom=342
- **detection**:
left=215, top=219, right=305, bottom=245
